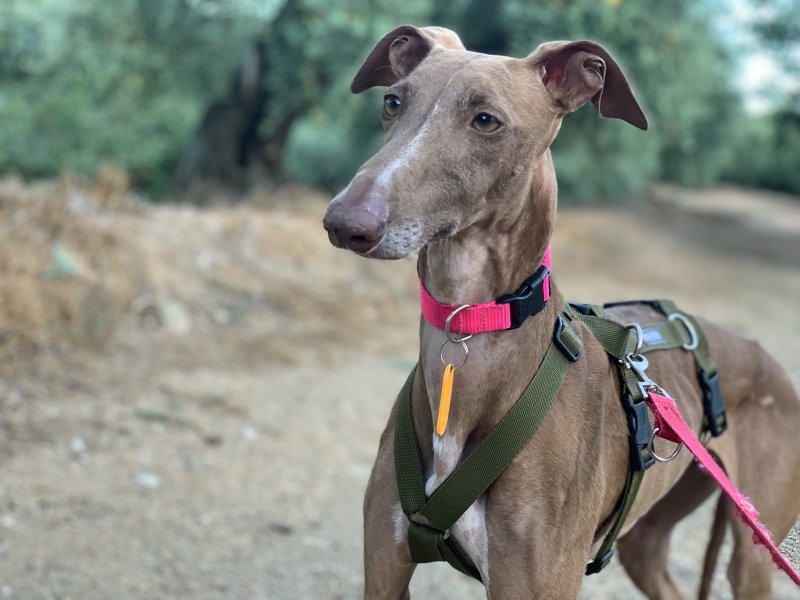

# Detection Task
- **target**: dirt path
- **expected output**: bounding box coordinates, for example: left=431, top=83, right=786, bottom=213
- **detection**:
left=0, top=184, right=798, bottom=599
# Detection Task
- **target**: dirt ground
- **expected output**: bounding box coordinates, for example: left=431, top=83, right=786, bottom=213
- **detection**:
left=0, top=180, right=799, bottom=599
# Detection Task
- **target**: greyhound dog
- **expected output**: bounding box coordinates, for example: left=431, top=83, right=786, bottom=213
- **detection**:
left=322, top=25, right=800, bottom=599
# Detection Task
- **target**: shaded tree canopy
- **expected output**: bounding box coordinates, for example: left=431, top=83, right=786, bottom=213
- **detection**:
left=0, top=0, right=797, bottom=200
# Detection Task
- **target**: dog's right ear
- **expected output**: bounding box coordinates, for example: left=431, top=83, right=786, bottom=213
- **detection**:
left=528, top=40, right=648, bottom=130
left=351, top=25, right=464, bottom=93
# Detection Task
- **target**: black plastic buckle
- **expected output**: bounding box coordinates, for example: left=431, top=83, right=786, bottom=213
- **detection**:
left=496, top=266, right=550, bottom=329
left=585, top=548, right=615, bottom=575
left=567, top=302, right=596, bottom=316
left=603, top=299, right=663, bottom=311
left=699, top=370, right=727, bottom=437
left=622, top=391, right=656, bottom=472
left=553, top=316, right=581, bottom=362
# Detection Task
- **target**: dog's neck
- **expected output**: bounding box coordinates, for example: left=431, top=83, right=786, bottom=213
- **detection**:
left=417, top=157, right=556, bottom=304
left=415, top=155, right=563, bottom=479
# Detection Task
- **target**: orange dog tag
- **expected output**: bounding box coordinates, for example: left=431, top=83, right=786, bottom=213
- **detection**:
left=436, top=364, right=455, bottom=436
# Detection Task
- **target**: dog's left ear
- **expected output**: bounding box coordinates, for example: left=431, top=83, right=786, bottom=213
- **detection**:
left=351, top=25, right=465, bottom=93
left=529, top=40, right=648, bottom=130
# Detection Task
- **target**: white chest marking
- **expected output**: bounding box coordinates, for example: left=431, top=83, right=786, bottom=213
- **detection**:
left=423, top=432, right=490, bottom=584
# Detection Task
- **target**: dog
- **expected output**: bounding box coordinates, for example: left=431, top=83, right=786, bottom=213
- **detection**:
left=322, top=25, right=800, bottom=599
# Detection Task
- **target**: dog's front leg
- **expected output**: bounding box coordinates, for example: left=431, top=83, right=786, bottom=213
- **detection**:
left=485, top=559, right=585, bottom=600
left=363, top=420, right=416, bottom=599
left=482, top=514, right=589, bottom=600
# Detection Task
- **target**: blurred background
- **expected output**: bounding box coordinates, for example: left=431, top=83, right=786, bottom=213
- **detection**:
left=0, top=0, right=798, bottom=598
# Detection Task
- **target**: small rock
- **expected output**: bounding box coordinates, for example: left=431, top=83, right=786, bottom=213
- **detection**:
left=1, top=515, right=15, bottom=529
left=197, top=514, right=213, bottom=527
left=132, top=294, right=191, bottom=334
left=0, top=585, right=12, bottom=598
left=42, top=242, right=85, bottom=279
left=159, top=300, right=191, bottom=334
left=70, top=436, right=86, bottom=454
left=268, top=523, right=293, bottom=536
left=196, top=251, right=213, bottom=269
left=242, top=426, right=258, bottom=442
left=0, top=542, right=8, bottom=556
left=135, top=472, right=161, bottom=489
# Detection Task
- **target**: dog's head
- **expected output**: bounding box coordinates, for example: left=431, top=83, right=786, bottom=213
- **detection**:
left=323, top=25, right=646, bottom=259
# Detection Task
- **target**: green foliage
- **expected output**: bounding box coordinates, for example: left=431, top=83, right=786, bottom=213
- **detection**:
left=281, top=0, right=431, bottom=189
left=0, top=0, right=796, bottom=200
left=0, top=0, right=280, bottom=195
left=723, top=107, right=800, bottom=194
left=285, top=0, right=742, bottom=202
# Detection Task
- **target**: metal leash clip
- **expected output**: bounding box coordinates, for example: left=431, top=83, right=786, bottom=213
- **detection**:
left=625, top=348, right=683, bottom=463
left=625, top=353, right=667, bottom=399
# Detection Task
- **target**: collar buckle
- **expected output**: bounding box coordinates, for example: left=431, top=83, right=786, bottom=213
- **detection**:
left=496, top=265, right=550, bottom=329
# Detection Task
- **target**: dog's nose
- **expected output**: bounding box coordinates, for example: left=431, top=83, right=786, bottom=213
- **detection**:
left=323, top=205, right=386, bottom=254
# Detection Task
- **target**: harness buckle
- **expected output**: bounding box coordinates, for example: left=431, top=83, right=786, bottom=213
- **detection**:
left=552, top=315, right=581, bottom=362
left=622, top=391, right=656, bottom=472
left=407, top=520, right=448, bottom=564
left=699, top=370, right=727, bottom=437
left=585, top=548, right=615, bottom=575
left=497, top=265, right=550, bottom=329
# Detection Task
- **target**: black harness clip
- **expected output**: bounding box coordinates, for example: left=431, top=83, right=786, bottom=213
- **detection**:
left=699, top=370, right=727, bottom=437
left=622, top=391, right=656, bottom=472
left=585, top=548, right=615, bottom=575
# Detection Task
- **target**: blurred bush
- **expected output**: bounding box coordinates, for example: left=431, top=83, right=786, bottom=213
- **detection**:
left=0, top=0, right=798, bottom=201
left=0, top=0, right=281, bottom=196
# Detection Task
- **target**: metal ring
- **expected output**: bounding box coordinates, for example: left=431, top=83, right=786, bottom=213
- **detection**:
left=626, top=323, right=644, bottom=355
left=444, top=304, right=474, bottom=344
left=440, top=338, right=469, bottom=369
left=647, top=427, right=683, bottom=462
left=667, top=313, right=699, bottom=351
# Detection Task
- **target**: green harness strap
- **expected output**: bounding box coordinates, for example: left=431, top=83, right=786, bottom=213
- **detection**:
left=646, top=299, right=726, bottom=436
left=394, top=301, right=723, bottom=579
left=394, top=314, right=582, bottom=578
left=567, top=305, right=652, bottom=574
left=573, top=300, right=724, bottom=573
left=604, top=299, right=727, bottom=436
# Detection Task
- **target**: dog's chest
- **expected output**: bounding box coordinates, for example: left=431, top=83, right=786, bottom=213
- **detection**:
left=424, top=434, right=490, bottom=582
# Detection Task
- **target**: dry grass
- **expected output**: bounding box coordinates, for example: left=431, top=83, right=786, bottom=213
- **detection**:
left=0, top=175, right=418, bottom=368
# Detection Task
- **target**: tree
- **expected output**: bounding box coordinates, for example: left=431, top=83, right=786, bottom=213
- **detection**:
left=0, top=0, right=279, bottom=196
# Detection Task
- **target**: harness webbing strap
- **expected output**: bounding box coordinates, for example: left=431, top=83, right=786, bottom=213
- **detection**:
left=574, top=300, right=727, bottom=575
left=586, top=469, right=644, bottom=574
left=396, top=367, right=482, bottom=578
left=419, top=343, right=572, bottom=531
left=394, top=314, right=581, bottom=577
left=396, top=299, right=728, bottom=581
left=570, top=311, right=638, bottom=359
left=643, top=299, right=728, bottom=437
left=395, top=367, right=426, bottom=515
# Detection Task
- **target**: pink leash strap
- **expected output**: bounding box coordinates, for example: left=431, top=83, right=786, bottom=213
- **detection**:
left=419, top=247, right=551, bottom=335
left=646, top=391, right=800, bottom=585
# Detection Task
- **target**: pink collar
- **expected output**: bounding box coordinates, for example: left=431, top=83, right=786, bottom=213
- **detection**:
left=420, top=247, right=551, bottom=335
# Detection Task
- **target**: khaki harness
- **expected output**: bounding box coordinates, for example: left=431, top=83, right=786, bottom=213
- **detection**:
left=393, top=299, right=726, bottom=579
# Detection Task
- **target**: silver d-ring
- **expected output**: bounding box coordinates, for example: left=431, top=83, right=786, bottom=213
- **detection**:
left=444, top=304, right=474, bottom=344
left=647, top=427, right=683, bottom=462
left=440, top=338, right=469, bottom=369
left=667, top=313, right=699, bottom=351
left=626, top=323, right=644, bottom=355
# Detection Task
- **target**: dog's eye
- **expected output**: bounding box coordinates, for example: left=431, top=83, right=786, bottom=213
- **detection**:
left=472, top=113, right=501, bottom=133
left=383, top=95, right=401, bottom=118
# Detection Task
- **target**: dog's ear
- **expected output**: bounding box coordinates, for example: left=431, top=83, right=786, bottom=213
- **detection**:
left=528, top=40, right=648, bottom=130
left=351, top=25, right=465, bottom=93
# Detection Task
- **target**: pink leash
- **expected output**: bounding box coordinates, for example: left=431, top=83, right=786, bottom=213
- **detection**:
left=419, top=247, right=551, bottom=334
left=646, top=391, right=800, bottom=585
